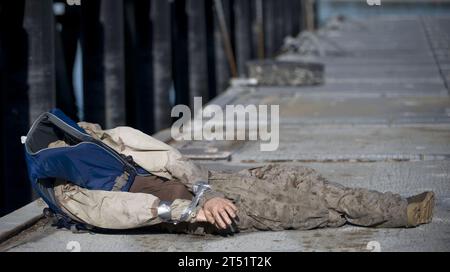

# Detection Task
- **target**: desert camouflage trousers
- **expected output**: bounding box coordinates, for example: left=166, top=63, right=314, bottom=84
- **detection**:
left=160, top=164, right=408, bottom=234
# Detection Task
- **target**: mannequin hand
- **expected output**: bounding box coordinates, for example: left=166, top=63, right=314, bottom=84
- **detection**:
left=202, top=197, right=237, bottom=229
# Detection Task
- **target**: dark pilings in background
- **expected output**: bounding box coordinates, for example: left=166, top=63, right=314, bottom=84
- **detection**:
left=171, top=0, right=189, bottom=107
left=292, top=0, right=302, bottom=36
left=213, top=0, right=233, bottom=95
left=24, top=0, right=56, bottom=123
left=100, top=0, right=126, bottom=128
left=80, top=0, right=126, bottom=129
left=254, top=0, right=265, bottom=59
left=187, top=0, right=209, bottom=105
left=81, top=0, right=105, bottom=126
left=283, top=0, right=293, bottom=38
left=0, top=1, right=30, bottom=216
left=274, top=0, right=284, bottom=55
left=152, top=0, right=173, bottom=131
left=124, top=0, right=153, bottom=134
left=234, top=0, right=252, bottom=77
left=54, top=26, right=78, bottom=122
left=263, top=0, right=304, bottom=58
left=303, top=0, right=316, bottom=31
left=205, top=0, right=217, bottom=99
left=55, top=3, right=81, bottom=121
left=263, top=0, right=276, bottom=58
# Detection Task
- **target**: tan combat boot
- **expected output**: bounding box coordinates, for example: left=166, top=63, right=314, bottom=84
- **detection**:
left=406, top=191, right=435, bottom=227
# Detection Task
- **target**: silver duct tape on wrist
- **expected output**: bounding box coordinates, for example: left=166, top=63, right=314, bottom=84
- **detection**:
left=179, top=181, right=211, bottom=222
left=157, top=201, right=172, bottom=221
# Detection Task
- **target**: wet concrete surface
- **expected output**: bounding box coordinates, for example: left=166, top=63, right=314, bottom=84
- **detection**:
left=233, top=94, right=450, bottom=124
left=233, top=124, right=450, bottom=162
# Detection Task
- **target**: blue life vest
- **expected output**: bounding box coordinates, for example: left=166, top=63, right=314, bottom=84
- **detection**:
left=23, top=109, right=149, bottom=230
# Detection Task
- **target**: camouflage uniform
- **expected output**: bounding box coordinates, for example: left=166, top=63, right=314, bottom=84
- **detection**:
left=209, top=164, right=408, bottom=232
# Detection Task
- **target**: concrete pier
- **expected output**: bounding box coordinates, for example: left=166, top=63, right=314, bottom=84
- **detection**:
left=1, top=16, right=450, bottom=252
